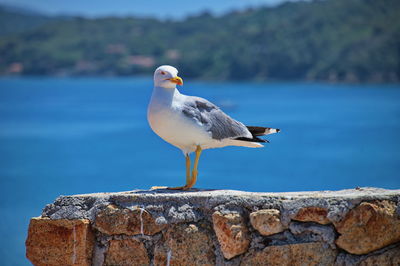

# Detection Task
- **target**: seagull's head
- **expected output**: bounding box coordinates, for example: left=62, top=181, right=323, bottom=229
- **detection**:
left=154, top=65, right=183, bottom=89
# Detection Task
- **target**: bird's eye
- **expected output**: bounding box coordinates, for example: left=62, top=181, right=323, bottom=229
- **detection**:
left=160, top=71, right=166, bottom=75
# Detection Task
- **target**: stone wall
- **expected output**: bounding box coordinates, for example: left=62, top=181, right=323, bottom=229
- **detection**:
left=26, top=188, right=400, bottom=265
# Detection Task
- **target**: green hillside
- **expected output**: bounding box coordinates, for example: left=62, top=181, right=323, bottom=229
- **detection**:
left=0, top=0, right=399, bottom=82
left=0, top=6, right=57, bottom=36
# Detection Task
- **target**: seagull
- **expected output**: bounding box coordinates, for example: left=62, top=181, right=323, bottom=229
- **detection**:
left=147, top=65, right=280, bottom=190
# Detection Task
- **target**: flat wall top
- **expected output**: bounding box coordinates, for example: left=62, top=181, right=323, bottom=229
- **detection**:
left=41, top=187, right=400, bottom=223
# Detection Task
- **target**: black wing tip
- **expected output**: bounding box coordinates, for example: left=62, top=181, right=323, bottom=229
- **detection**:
left=246, top=126, right=280, bottom=136
left=234, top=137, right=268, bottom=143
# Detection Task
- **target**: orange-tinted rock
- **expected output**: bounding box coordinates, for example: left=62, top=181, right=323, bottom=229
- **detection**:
left=250, top=209, right=285, bottom=236
left=154, top=223, right=215, bottom=266
left=212, top=211, right=250, bottom=259
left=94, top=204, right=164, bottom=235
left=335, top=200, right=400, bottom=255
left=293, top=207, right=330, bottom=225
left=26, top=217, right=94, bottom=266
left=104, top=239, right=149, bottom=266
left=241, top=242, right=337, bottom=266
left=359, top=245, right=400, bottom=266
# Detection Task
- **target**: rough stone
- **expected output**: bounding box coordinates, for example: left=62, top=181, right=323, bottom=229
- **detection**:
left=250, top=209, right=285, bottom=236
left=335, top=244, right=400, bottom=266
left=241, top=242, right=337, bottom=266
left=27, top=188, right=400, bottom=265
left=212, top=211, right=250, bottom=259
left=358, top=244, right=400, bottom=266
left=94, top=204, right=165, bottom=235
left=289, top=222, right=337, bottom=248
left=104, top=239, right=149, bottom=266
left=293, top=206, right=330, bottom=224
left=41, top=188, right=400, bottom=226
left=335, top=200, right=400, bottom=255
left=154, top=223, right=215, bottom=266
left=26, top=217, right=94, bottom=266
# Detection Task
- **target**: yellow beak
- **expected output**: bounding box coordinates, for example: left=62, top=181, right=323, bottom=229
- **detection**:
left=167, top=76, right=183, bottom=86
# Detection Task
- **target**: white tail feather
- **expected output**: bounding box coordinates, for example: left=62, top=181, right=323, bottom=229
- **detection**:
left=229, top=139, right=264, bottom=148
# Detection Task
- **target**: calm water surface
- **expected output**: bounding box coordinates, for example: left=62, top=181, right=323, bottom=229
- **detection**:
left=0, top=77, right=399, bottom=265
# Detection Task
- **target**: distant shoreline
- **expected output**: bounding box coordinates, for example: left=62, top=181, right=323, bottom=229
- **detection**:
left=0, top=74, right=398, bottom=85
left=1, top=0, right=399, bottom=84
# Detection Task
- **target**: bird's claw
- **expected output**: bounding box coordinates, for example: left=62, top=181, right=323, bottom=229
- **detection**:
left=150, top=186, right=168, bottom=190
left=150, top=185, right=192, bottom=191
left=166, top=185, right=191, bottom=190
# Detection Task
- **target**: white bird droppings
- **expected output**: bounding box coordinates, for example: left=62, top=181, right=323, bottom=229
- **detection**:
left=72, top=225, right=77, bottom=264
left=166, top=249, right=172, bottom=266
left=139, top=207, right=145, bottom=236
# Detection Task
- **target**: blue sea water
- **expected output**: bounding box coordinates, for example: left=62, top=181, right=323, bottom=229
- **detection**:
left=0, top=77, right=399, bottom=265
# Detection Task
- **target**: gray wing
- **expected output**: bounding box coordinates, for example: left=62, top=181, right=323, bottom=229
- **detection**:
left=181, top=96, right=251, bottom=140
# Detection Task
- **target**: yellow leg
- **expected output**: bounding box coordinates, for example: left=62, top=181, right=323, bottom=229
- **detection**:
left=151, top=155, right=191, bottom=190
left=187, top=145, right=202, bottom=189
left=185, top=154, right=191, bottom=184
left=167, top=154, right=192, bottom=190
left=167, top=146, right=202, bottom=190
